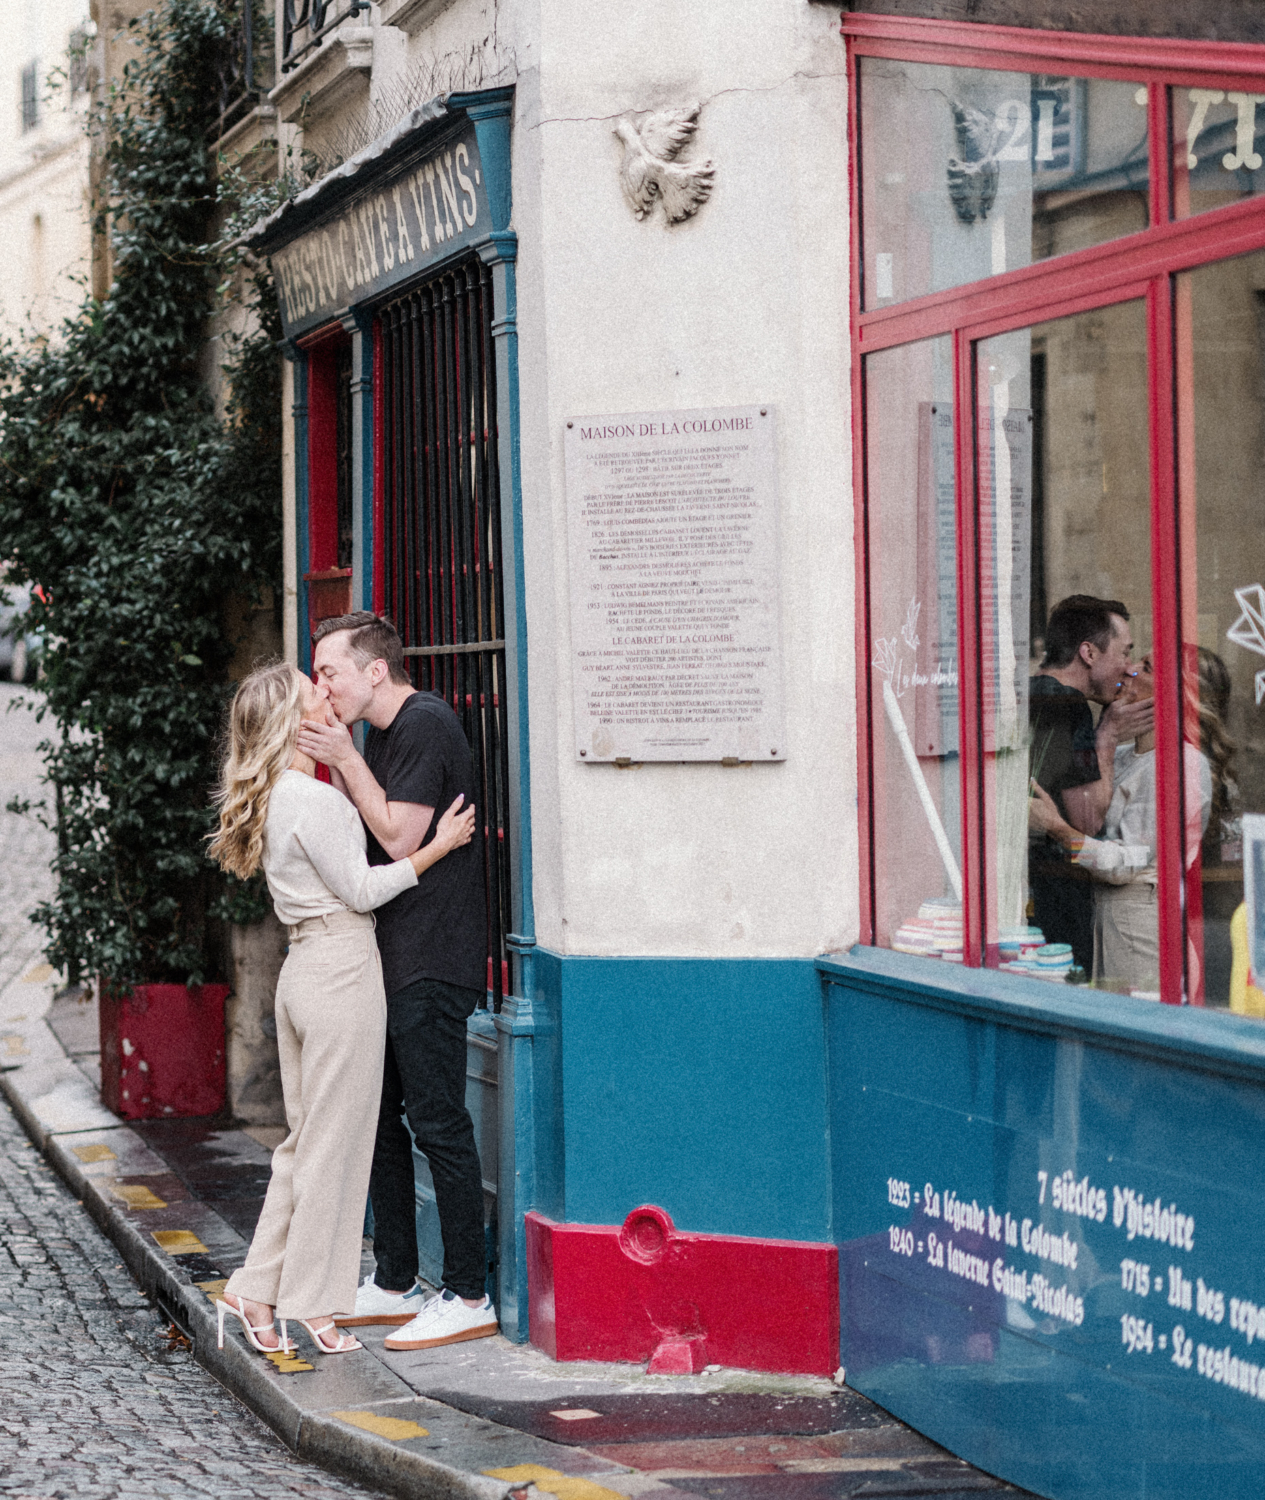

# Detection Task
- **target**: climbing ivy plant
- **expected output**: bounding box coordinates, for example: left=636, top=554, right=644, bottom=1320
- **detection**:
left=0, top=0, right=282, bottom=987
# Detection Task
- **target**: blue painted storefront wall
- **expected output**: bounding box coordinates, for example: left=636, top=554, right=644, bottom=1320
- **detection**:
left=822, top=947, right=1265, bottom=1500
left=528, top=951, right=831, bottom=1242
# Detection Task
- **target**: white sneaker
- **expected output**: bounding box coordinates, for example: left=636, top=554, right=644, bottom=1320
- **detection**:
left=334, top=1273, right=425, bottom=1327
left=383, top=1289, right=498, bottom=1350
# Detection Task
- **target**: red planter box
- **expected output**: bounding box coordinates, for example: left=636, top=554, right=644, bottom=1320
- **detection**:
left=99, top=982, right=229, bottom=1120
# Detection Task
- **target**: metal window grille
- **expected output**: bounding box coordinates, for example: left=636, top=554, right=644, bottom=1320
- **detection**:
left=380, top=256, right=512, bottom=1010
left=68, top=30, right=89, bottom=99
left=20, top=63, right=38, bottom=132
left=335, top=342, right=353, bottom=569
left=281, top=0, right=368, bottom=73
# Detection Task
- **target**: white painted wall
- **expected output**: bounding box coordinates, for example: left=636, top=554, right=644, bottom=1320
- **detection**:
left=293, top=0, right=859, bottom=959
left=511, top=0, right=857, bottom=959
left=0, top=0, right=91, bottom=342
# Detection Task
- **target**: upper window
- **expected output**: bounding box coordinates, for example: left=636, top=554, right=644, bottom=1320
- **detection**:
left=851, top=18, right=1265, bottom=1010
left=861, top=59, right=1148, bottom=308
left=20, top=62, right=38, bottom=133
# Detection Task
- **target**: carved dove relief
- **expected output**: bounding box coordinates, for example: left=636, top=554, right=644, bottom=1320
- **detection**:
left=614, top=104, right=715, bottom=225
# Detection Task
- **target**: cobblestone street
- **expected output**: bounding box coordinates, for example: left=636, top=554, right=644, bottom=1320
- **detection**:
left=0, top=686, right=386, bottom=1499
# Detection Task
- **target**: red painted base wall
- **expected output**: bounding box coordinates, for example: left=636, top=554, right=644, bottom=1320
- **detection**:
left=526, top=1205, right=839, bottom=1376
left=99, top=983, right=228, bottom=1120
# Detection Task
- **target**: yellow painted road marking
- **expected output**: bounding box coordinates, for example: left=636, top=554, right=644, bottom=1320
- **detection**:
left=72, top=1143, right=117, bottom=1163
left=484, top=1466, right=628, bottom=1500
left=550, top=1410, right=602, bottom=1421
left=2, top=1035, right=29, bottom=1056
left=265, top=1348, right=314, bottom=1373
left=109, top=1184, right=167, bottom=1210
left=4, top=1013, right=26, bottom=1022
left=331, top=1410, right=430, bottom=1440
left=152, top=1229, right=206, bottom=1251
left=195, top=1279, right=228, bottom=1300
left=21, top=964, right=55, bottom=983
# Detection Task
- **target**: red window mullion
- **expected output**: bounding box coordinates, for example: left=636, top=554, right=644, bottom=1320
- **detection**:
left=859, top=196, right=1265, bottom=355
left=1148, top=78, right=1173, bottom=227
left=1147, top=277, right=1187, bottom=1005
left=954, top=329, right=985, bottom=967
left=844, top=13, right=1265, bottom=91
left=372, top=318, right=386, bottom=616
left=849, top=38, right=876, bottom=948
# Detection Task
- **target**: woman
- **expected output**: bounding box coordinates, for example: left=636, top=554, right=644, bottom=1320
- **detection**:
left=208, top=662, right=475, bottom=1355
left=1029, top=653, right=1211, bottom=993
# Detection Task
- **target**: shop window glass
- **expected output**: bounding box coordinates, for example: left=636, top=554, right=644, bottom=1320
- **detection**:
left=1178, top=249, right=1265, bottom=1012
left=860, top=59, right=1149, bottom=309
left=979, top=301, right=1152, bottom=987
left=866, top=336, right=964, bottom=959
left=1173, top=88, right=1265, bottom=219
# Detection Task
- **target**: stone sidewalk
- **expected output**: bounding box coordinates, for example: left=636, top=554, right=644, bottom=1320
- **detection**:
left=0, top=965, right=1036, bottom=1500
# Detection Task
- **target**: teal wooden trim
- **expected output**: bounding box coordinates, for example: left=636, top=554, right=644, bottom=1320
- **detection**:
left=531, top=951, right=831, bottom=1241
left=478, top=228, right=533, bottom=996
left=818, top=947, right=1265, bottom=1083
left=449, top=89, right=514, bottom=232
left=293, top=349, right=312, bottom=675
left=494, top=994, right=536, bottom=1341
left=343, top=309, right=375, bottom=614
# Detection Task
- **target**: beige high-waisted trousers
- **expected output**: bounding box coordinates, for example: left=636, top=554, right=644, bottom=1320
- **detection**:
left=225, top=909, right=386, bottom=1320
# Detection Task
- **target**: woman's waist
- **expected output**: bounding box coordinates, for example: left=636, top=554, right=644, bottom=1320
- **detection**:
left=285, top=908, right=376, bottom=942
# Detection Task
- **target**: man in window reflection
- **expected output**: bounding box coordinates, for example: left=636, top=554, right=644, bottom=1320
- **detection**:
left=1028, top=596, right=1153, bottom=971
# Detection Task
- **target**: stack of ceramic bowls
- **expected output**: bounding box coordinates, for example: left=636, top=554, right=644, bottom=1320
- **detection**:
left=999, top=926, right=1045, bottom=963
left=892, top=916, right=940, bottom=956
left=1032, top=942, right=1073, bottom=979
left=920, top=897, right=963, bottom=963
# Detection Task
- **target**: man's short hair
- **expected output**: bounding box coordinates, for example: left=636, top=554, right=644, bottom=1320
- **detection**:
left=1040, top=595, right=1130, bottom=670
left=312, top=611, right=411, bottom=685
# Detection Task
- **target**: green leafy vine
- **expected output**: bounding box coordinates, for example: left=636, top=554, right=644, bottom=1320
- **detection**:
left=0, top=0, right=283, bottom=987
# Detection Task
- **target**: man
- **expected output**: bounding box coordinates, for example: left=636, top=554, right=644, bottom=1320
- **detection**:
left=1028, top=595, right=1153, bottom=972
left=297, top=612, right=494, bottom=1350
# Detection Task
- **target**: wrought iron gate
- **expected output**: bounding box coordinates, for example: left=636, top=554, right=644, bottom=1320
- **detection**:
left=380, top=256, right=512, bottom=1010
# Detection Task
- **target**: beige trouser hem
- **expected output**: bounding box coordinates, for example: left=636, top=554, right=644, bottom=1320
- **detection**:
left=226, top=909, right=385, bottom=1321
left=1094, top=880, right=1160, bottom=994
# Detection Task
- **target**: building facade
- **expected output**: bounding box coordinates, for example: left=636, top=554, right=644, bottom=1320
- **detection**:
left=0, top=0, right=95, bottom=344
left=242, top=2, right=1265, bottom=1494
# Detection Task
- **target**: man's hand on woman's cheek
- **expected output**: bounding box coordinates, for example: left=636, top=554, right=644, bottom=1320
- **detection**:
left=298, top=716, right=356, bottom=767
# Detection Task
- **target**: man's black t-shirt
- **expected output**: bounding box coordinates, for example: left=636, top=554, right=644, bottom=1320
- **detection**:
left=1028, top=674, right=1101, bottom=970
left=364, top=691, right=487, bottom=997
left=1028, top=675, right=1099, bottom=818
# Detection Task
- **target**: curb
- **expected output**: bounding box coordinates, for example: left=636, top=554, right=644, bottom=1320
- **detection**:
left=1, top=1067, right=513, bottom=1500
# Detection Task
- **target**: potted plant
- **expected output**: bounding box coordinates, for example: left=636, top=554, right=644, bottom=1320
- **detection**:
left=0, top=0, right=281, bottom=1119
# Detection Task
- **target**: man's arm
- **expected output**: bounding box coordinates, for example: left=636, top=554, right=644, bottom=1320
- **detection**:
left=1061, top=697, right=1154, bottom=835
left=298, top=717, right=434, bottom=859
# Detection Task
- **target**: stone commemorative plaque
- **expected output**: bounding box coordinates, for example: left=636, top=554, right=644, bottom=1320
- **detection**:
left=565, top=405, right=785, bottom=762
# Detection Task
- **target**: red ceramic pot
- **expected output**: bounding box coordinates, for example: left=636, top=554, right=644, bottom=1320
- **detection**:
left=99, top=981, right=228, bottom=1120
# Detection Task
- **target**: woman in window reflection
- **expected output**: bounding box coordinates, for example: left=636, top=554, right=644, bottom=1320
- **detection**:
left=1029, top=653, right=1212, bottom=995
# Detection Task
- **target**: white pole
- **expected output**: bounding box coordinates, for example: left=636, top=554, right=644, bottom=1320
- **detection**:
left=883, top=678, right=963, bottom=901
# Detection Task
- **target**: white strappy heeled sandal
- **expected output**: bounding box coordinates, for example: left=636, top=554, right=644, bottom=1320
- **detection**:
left=217, top=1293, right=296, bottom=1353
left=283, top=1317, right=362, bottom=1355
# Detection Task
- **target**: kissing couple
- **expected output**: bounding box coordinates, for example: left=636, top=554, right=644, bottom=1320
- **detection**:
left=208, top=612, right=495, bottom=1357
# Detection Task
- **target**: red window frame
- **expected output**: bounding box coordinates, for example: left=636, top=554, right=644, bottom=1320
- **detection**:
left=847, top=14, right=1265, bottom=1003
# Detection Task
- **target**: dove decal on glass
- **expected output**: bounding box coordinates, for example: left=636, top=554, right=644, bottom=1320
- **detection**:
left=614, top=104, right=715, bottom=224
left=947, top=99, right=1002, bottom=227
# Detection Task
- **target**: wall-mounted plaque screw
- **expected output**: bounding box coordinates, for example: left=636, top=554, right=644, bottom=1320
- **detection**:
left=579, top=748, right=587, bottom=755
left=760, top=408, right=767, bottom=416
left=771, top=749, right=777, bottom=755
left=567, top=421, right=573, bottom=428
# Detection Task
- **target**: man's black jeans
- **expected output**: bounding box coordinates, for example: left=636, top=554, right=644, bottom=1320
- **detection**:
left=369, top=976, right=487, bottom=1300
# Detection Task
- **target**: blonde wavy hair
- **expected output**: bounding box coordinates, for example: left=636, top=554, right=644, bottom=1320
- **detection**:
left=208, top=662, right=307, bottom=879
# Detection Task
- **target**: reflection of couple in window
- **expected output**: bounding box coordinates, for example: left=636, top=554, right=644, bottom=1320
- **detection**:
left=1026, top=595, right=1225, bottom=995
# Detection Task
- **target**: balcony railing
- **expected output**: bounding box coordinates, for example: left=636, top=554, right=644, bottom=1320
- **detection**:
left=209, top=0, right=275, bottom=143
left=281, top=0, right=369, bottom=75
